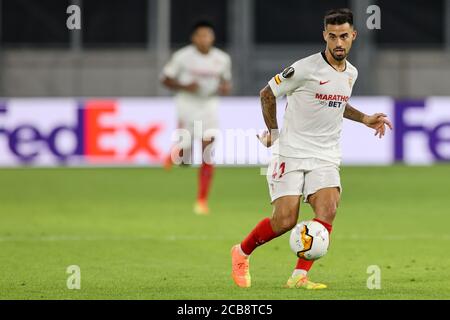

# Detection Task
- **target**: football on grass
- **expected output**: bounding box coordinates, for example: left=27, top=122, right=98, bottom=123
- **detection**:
left=289, top=220, right=329, bottom=260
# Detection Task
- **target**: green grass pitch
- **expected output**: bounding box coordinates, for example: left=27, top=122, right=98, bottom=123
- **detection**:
left=0, top=165, right=449, bottom=300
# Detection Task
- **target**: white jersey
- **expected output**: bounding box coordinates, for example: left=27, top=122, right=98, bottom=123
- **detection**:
left=268, top=52, right=358, bottom=165
left=162, top=45, right=232, bottom=104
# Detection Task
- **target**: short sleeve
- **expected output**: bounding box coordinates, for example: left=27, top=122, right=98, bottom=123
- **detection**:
left=161, top=52, right=183, bottom=79
left=268, top=60, right=307, bottom=98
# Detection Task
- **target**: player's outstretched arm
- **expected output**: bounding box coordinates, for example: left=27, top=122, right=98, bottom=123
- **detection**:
left=344, top=103, right=393, bottom=139
left=257, top=85, right=279, bottom=147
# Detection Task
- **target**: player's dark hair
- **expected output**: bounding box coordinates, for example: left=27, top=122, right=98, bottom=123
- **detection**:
left=191, top=20, right=215, bottom=34
left=324, top=8, right=353, bottom=28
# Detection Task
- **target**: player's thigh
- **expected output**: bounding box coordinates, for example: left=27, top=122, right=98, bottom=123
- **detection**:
left=272, top=195, right=301, bottom=221
left=201, top=136, right=215, bottom=164
left=202, top=137, right=215, bottom=150
left=176, top=101, right=202, bottom=137
left=201, top=111, right=217, bottom=150
left=175, top=114, right=194, bottom=150
left=266, top=158, right=304, bottom=233
left=304, top=166, right=341, bottom=222
left=304, top=166, right=341, bottom=203
left=308, top=187, right=340, bottom=211
left=266, top=157, right=304, bottom=204
left=200, top=108, right=219, bottom=144
left=200, top=108, right=218, bottom=164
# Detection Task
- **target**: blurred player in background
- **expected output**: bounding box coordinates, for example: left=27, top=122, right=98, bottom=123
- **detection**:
left=231, top=9, right=392, bottom=289
left=161, top=21, right=232, bottom=215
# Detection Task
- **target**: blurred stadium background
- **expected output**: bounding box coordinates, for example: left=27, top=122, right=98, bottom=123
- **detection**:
left=2, top=0, right=450, bottom=98
left=0, top=0, right=450, bottom=299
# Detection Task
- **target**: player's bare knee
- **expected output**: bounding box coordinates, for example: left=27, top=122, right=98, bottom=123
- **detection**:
left=281, top=215, right=298, bottom=233
left=274, top=210, right=298, bottom=233
left=271, top=208, right=298, bottom=234
left=271, top=196, right=300, bottom=234
left=272, top=216, right=296, bottom=234
left=315, top=203, right=338, bottom=223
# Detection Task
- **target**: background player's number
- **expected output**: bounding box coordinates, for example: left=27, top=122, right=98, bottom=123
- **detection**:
left=272, top=162, right=286, bottom=179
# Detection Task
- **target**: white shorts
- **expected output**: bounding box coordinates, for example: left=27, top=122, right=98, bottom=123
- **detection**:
left=175, top=96, right=219, bottom=141
left=266, top=155, right=341, bottom=203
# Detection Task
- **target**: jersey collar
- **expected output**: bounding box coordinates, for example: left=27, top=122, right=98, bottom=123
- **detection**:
left=321, top=51, right=347, bottom=72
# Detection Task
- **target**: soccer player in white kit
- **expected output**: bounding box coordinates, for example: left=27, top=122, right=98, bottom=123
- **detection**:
left=231, top=9, right=393, bottom=289
left=161, top=21, right=232, bottom=215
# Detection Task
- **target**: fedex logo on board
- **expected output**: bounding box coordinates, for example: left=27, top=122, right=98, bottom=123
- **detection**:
left=394, top=99, right=450, bottom=162
left=0, top=100, right=163, bottom=164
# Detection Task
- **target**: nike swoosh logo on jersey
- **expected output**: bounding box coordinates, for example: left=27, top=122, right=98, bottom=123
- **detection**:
left=319, top=80, right=330, bottom=85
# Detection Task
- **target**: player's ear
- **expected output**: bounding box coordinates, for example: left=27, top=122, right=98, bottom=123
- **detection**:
left=322, top=30, right=327, bottom=42
left=352, top=29, right=357, bottom=41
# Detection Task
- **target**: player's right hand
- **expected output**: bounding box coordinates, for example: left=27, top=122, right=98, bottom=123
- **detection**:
left=257, top=130, right=279, bottom=148
left=184, top=82, right=199, bottom=93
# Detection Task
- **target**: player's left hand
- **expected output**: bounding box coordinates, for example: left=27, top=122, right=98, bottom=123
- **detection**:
left=218, top=81, right=232, bottom=95
left=363, top=113, right=393, bottom=139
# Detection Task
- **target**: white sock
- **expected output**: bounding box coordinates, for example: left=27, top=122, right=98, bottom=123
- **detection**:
left=292, top=269, right=308, bottom=277
left=238, top=245, right=249, bottom=258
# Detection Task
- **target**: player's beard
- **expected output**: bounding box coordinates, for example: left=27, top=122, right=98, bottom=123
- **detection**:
left=330, top=47, right=347, bottom=61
